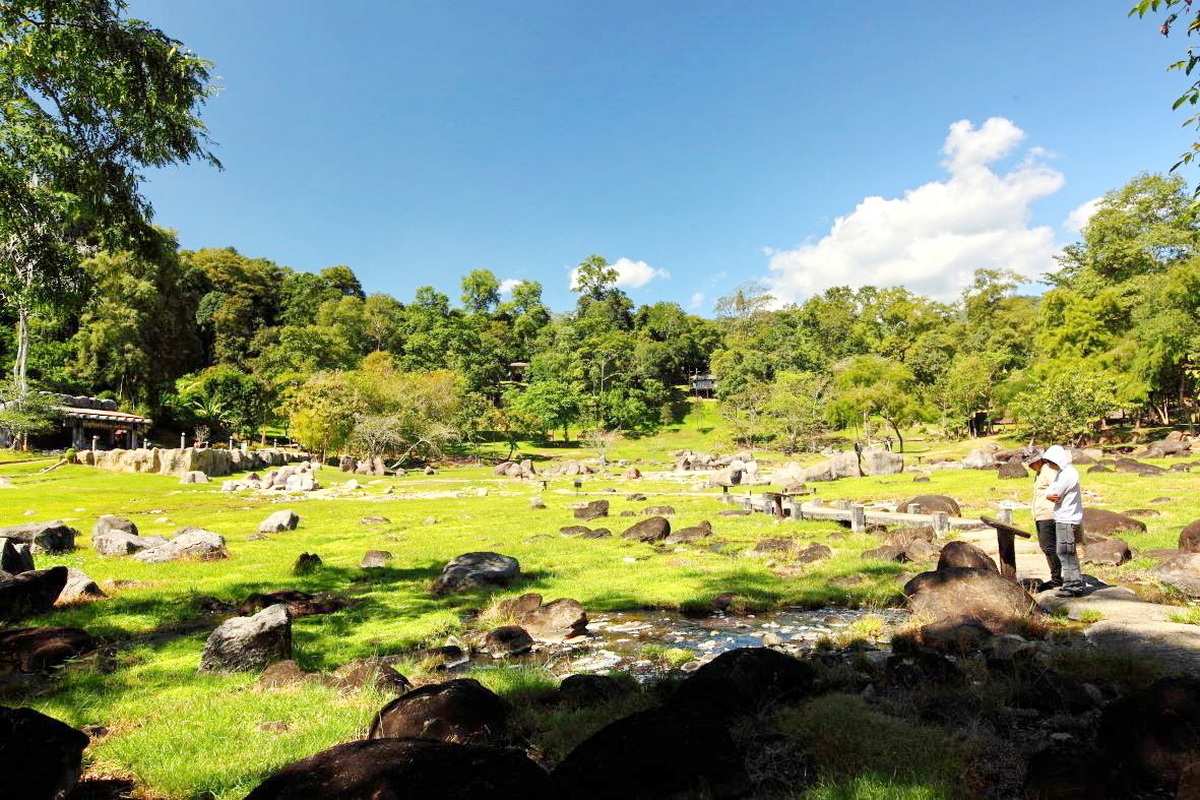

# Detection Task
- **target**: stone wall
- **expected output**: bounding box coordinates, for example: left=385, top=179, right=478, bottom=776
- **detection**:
left=76, top=447, right=300, bottom=477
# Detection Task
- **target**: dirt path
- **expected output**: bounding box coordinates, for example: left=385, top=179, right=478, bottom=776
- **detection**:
left=956, top=526, right=1200, bottom=674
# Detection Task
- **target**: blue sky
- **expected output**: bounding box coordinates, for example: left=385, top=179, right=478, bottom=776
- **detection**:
left=128, top=1, right=1188, bottom=313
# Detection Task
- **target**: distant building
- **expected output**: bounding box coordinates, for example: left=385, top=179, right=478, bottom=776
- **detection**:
left=689, top=373, right=717, bottom=398
left=0, top=393, right=152, bottom=450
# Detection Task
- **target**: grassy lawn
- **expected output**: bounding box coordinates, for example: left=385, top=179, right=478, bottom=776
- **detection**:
left=2, top=412, right=1196, bottom=797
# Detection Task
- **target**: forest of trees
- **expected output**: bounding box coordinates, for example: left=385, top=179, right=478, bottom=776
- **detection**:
left=4, top=171, right=1200, bottom=457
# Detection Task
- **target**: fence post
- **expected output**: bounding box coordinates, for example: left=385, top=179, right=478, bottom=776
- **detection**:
left=851, top=504, right=867, bottom=533
left=933, top=511, right=949, bottom=535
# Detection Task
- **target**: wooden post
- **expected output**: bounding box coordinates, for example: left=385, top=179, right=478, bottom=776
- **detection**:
left=908, top=503, right=922, bottom=515
left=850, top=504, right=867, bottom=532
left=999, top=506, right=1014, bottom=525
left=997, top=529, right=1017, bottom=580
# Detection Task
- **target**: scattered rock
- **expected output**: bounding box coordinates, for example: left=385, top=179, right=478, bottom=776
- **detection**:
left=360, top=516, right=391, bottom=525
left=1097, top=676, right=1200, bottom=790
left=506, top=595, right=588, bottom=641
left=0, top=706, right=90, bottom=800
left=920, top=614, right=994, bottom=653
left=1081, top=508, right=1147, bottom=537
left=0, top=538, right=34, bottom=574
left=245, top=739, right=556, bottom=800
left=573, top=500, right=610, bottom=521
left=92, top=515, right=137, bottom=538
left=361, top=550, right=393, bottom=568
left=558, top=674, right=629, bottom=706
left=481, top=625, right=533, bottom=658
left=620, top=516, right=671, bottom=543
left=642, top=505, right=676, bottom=516
left=904, top=567, right=1036, bottom=633
left=997, top=461, right=1028, bottom=479
left=93, top=530, right=167, bottom=556
left=671, top=647, right=817, bottom=720
left=259, top=510, right=299, bottom=533
left=330, top=656, right=412, bottom=694
left=180, top=470, right=210, bottom=484
left=432, top=552, right=520, bottom=595
left=199, top=604, right=292, bottom=672
left=239, top=590, right=348, bottom=618
left=0, top=521, right=78, bottom=554
left=132, top=527, right=228, bottom=563
left=937, top=540, right=998, bottom=573
left=292, top=553, right=323, bottom=575
left=552, top=705, right=749, bottom=800
left=0, top=566, right=68, bottom=621
left=1081, top=537, right=1133, bottom=566
left=368, top=678, right=510, bottom=744
left=664, top=521, right=711, bottom=545
left=1180, top=520, right=1200, bottom=553
left=0, top=627, right=97, bottom=672
left=1153, top=552, right=1200, bottom=596
left=256, top=660, right=310, bottom=688
left=795, top=542, right=833, bottom=563
left=902, top=495, right=961, bottom=516
left=57, top=568, right=106, bottom=603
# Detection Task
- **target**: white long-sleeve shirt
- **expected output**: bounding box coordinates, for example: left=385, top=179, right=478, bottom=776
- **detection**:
left=1045, top=463, right=1083, bottom=524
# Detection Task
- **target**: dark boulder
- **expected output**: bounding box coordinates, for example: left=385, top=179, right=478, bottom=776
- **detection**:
left=936, top=540, right=998, bottom=573
left=996, top=461, right=1028, bottom=479
left=1180, top=519, right=1200, bottom=553
left=641, top=505, right=676, bottom=516
left=513, top=596, right=588, bottom=641
left=1153, top=552, right=1200, bottom=597
left=432, top=552, right=520, bottom=595
left=330, top=656, right=412, bottom=694
left=795, top=542, right=833, bottom=563
left=1097, top=677, right=1200, bottom=790
left=573, top=500, right=610, bottom=521
left=1022, top=743, right=1113, bottom=800
left=1081, top=537, right=1133, bottom=566
left=1082, top=508, right=1146, bottom=537
left=259, top=510, right=300, bottom=533
left=557, top=674, right=629, bottom=707
left=0, top=566, right=68, bottom=621
left=671, top=647, right=816, bottom=720
left=239, top=590, right=349, bottom=618
left=199, top=603, right=292, bottom=672
left=620, top=516, right=671, bottom=543
left=361, top=550, right=393, bottom=568
left=368, top=678, right=510, bottom=744
left=0, top=520, right=78, bottom=554
left=481, top=626, right=533, bottom=658
left=920, top=614, right=994, bottom=654
left=58, top=568, right=106, bottom=603
left=902, top=495, right=961, bottom=516
left=861, top=544, right=906, bottom=562
left=0, top=707, right=89, bottom=800
left=245, top=738, right=556, bottom=800
left=552, top=705, right=749, bottom=800
left=1114, top=457, right=1164, bottom=476
left=904, top=567, right=1036, bottom=633
left=0, top=627, right=97, bottom=672
left=292, top=553, right=323, bottom=575
left=664, top=521, right=712, bottom=544
left=92, top=515, right=138, bottom=538
left=0, top=538, right=34, bottom=574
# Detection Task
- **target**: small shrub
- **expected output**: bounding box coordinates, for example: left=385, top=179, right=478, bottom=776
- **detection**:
left=1075, top=609, right=1105, bottom=624
left=1169, top=607, right=1200, bottom=625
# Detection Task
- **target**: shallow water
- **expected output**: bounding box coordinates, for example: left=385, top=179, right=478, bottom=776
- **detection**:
left=538, top=606, right=909, bottom=679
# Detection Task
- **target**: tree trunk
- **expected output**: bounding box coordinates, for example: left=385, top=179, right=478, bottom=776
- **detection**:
left=885, top=418, right=905, bottom=453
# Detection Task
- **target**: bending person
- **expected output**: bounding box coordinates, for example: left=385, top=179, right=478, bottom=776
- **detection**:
left=1023, top=447, right=1062, bottom=590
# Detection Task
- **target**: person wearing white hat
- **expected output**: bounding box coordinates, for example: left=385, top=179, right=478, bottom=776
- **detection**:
left=1022, top=446, right=1061, bottom=589
left=1041, top=444, right=1085, bottom=597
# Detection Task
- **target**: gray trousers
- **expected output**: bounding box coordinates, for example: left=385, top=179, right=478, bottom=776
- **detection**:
left=1056, top=522, right=1084, bottom=591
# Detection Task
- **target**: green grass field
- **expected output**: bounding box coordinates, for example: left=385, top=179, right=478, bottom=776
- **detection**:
left=2, top=406, right=1197, bottom=797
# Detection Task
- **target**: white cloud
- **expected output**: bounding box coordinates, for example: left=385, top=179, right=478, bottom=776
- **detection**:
left=570, top=257, right=669, bottom=291
left=1064, top=197, right=1102, bottom=233
left=689, top=292, right=706, bottom=311
left=766, top=117, right=1065, bottom=304
left=498, top=278, right=522, bottom=296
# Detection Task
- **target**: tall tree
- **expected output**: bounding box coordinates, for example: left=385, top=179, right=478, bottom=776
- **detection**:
left=0, top=1, right=218, bottom=398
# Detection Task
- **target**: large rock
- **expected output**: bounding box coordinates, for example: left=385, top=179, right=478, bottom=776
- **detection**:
left=199, top=603, right=292, bottom=672
left=92, top=515, right=137, bottom=538
left=1097, top=677, right=1200, bottom=791
left=904, top=567, right=1037, bottom=633
left=259, top=510, right=300, bottom=533
left=1153, top=553, right=1200, bottom=597
left=497, top=594, right=588, bottom=641
left=664, top=522, right=713, bottom=544
left=0, top=626, right=97, bottom=672
left=620, top=516, right=671, bottom=543
left=1115, top=457, right=1164, bottom=476
left=1182, top=519, right=1200, bottom=553
left=670, top=647, right=816, bottom=720
left=368, top=678, right=510, bottom=744
left=245, top=739, right=557, bottom=800
left=432, top=552, right=520, bottom=595
left=573, top=499, right=610, bottom=521
left=551, top=706, right=749, bottom=800
left=962, top=448, right=997, bottom=469
left=1082, top=537, right=1133, bottom=566
left=901, top=494, right=961, bottom=516
left=936, top=540, right=998, bottom=573
left=58, top=568, right=106, bottom=603
left=996, top=461, right=1028, bottom=479
left=862, top=447, right=904, bottom=476
left=0, top=707, right=90, bottom=800
left=92, top=530, right=168, bottom=556
left=0, top=521, right=78, bottom=554
left=132, top=527, right=228, bottom=563
left=0, top=538, right=34, bottom=574
left=1082, top=508, right=1147, bottom=537
left=800, top=451, right=862, bottom=482
left=481, top=625, right=533, bottom=658
left=0, top=566, right=67, bottom=621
